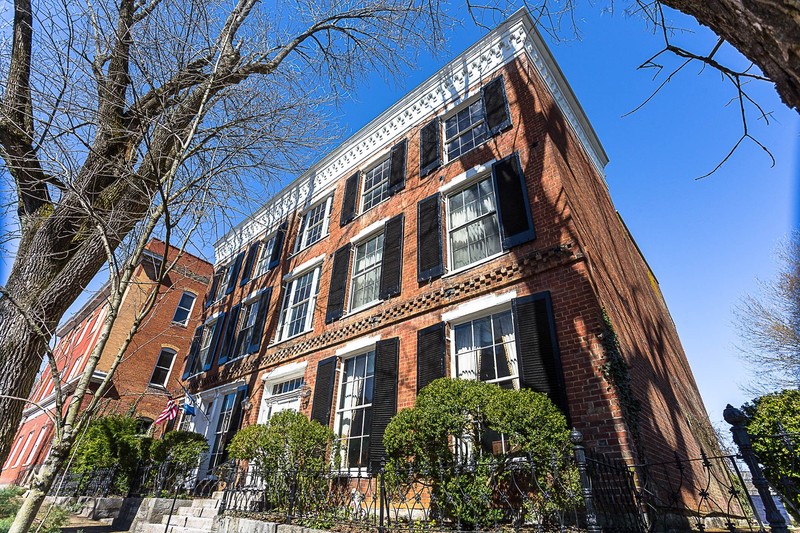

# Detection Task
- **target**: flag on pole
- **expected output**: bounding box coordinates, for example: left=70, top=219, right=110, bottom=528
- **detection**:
left=180, top=384, right=197, bottom=417
left=155, top=397, right=179, bottom=424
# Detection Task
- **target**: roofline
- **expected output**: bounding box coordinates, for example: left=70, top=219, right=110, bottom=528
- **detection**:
left=214, top=7, right=609, bottom=265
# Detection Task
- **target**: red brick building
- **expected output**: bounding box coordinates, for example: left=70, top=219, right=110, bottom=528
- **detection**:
left=179, top=9, right=718, bottom=480
left=0, top=240, right=212, bottom=487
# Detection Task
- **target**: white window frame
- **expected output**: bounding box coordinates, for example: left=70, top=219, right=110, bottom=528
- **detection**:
left=348, top=230, right=384, bottom=313
left=196, top=316, right=221, bottom=372
left=333, top=345, right=376, bottom=472
left=252, top=233, right=278, bottom=279
left=360, top=157, right=391, bottom=213
left=257, top=361, right=308, bottom=424
left=172, top=291, right=197, bottom=326
left=231, top=292, right=262, bottom=361
left=213, top=265, right=232, bottom=302
left=13, top=431, right=34, bottom=468
left=445, top=172, right=503, bottom=274
left=295, top=196, right=333, bottom=252
left=24, top=426, right=48, bottom=466
left=443, top=95, right=489, bottom=162
left=149, top=348, right=177, bottom=388
left=275, top=266, right=321, bottom=342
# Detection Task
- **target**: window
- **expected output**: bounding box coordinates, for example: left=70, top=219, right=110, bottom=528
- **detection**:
left=214, top=266, right=231, bottom=302
left=172, top=292, right=196, bottom=325
left=336, top=350, right=375, bottom=469
left=24, top=427, right=47, bottom=466
left=260, top=376, right=305, bottom=423
left=453, top=309, right=518, bottom=389
left=233, top=298, right=260, bottom=359
left=197, top=320, right=219, bottom=369
left=252, top=235, right=276, bottom=279
left=350, top=233, right=384, bottom=310
left=273, top=377, right=305, bottom=395
left=361, top=158, right=391, bottom=212
left=277, top=267, right=320, bottom=341
left=447, top=177, right=502, bottom=271
left=149, top=349, right=176, bottom=387
left=444, top=99, right=488, bottom=160
left=208, top=392, right=238, bottom=473
left=136, top=417, right=154, bottom=435
left=297, top=197, right=332, bottom=251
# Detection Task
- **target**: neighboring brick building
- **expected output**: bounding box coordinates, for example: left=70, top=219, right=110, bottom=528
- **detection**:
left=0, top=240, right=212, bottom=487
left=179, top=8, right=718, bottom=483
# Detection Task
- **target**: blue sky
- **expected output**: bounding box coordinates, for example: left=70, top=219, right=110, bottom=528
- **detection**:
left=2, top=3, right=797, bottom=430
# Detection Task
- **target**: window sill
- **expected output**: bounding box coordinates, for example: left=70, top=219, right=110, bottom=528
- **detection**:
left=343, top=299, right=383, bottom=319
left=171, top=321, right=188, bottom=328
left=443, top=251, right=508, bottom=279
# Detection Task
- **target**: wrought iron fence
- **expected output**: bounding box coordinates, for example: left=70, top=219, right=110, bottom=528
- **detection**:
left=48, top=466, right=118, bottom=497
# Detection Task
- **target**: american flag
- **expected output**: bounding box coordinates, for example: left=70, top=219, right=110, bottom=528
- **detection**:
left=155, top=397, right=179, bottom=424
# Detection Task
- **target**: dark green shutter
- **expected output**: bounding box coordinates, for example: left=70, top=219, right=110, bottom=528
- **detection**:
left=512, top=292, right=569, bottom=417
left=248, top=288, right=273, bottom=354
left=239, top=242, right=260, bottom=286
left=481, top=76, right=511, bottom=135
left=203, top=312, right=227, bottom=371
left=268, top=220, right=289, bottom=270
left=492, top=152, right=535, bottom=249
left=310, top=356, right=338, bottom=426
left=325, top=245, right=351, bottom=323
left=218, top=304, right=241, bottom=365
left=225, top=253, right=245, bottom=295
left=340, top=172, right=359, bottom=226
left=417, top=323, right=446, bottom=392
left=182, top=326, right=203, bottom=379
left=387, top=139, right=407, bottom=195
left=369, top=337, right=399, bottom=471
left=419, top=118, right=441, bottom=177
left=379, top=214, right=404, bottom=300
left=417, top=193, right=444, bottom=281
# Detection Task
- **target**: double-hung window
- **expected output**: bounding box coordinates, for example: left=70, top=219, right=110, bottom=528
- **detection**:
left=277, top=267, right=320, bottom=341
left=336, top=350, right=375, bottom=469
left=350, top=233, right=384, bottom=310
left=252, top=235, right=277, bottom=279
left=233, top=297, right=260, bottom=358
left=444, top=99, right=488, bottom=161
left=197, top=319, right=219, bottom=369
left=149, top=348, right=176, bottom=388
left=361, top=158, right=391, bottom=212
left=297, top=197, right=332, bottom=251
left=453, top=310, right=518, bottom=389
left=214, top=266, right=231, bottom=302
left=172, top=292, right=196, bottom=326
left=447, top=177, right=502, bottom=271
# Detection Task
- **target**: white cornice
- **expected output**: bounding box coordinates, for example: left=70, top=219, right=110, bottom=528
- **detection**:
left=214, top=8, right=608, bottom=265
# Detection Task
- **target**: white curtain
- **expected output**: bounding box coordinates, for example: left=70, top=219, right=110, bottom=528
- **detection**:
left=502, top=333, right=519, bottom=389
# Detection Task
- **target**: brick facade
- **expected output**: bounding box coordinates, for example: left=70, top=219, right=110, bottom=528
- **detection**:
left=181, top=8, right=717, bottom=489
left=0, top=240, right=212, bottom=487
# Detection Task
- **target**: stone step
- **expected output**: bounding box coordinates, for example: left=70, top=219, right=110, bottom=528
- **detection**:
left=175, top=505, right=215, bottom=518
left=162, top=514, right=216, bottom=529
left=140, top=523, right=211, bottom=533
left=190, top=497, right=221, bottom=509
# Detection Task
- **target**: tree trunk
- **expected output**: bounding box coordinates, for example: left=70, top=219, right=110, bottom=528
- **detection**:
left=8, top=441, right=71, bottom=533
left=0, top=298, right=50, bottom=463
left=663, top=0, right=800, bottom=111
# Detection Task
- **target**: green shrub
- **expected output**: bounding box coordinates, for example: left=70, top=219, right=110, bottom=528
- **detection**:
left=71, top=415, right=143, bottom=493
left=149, top=430, right=208, bottom=468
left=383, top=378, right=577, bottom=528
left=0, top=486, right=24, bottom=518
left=742, top=389, right=800, bottom=521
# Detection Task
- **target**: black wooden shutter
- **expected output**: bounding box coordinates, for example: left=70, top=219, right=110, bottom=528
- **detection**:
left=225, top=253, right=245, bottom=295
left=481, top=76, right=511, bottom=136
left=182, top=326, right=203, bottom=379
left=369, top=337, right=399, bottom=471
left=419, top=118, right=441, bottom=177
left=416, top=322, right=446, bottom=392
left=340, top=172, right=359, bottom=226
left=387, top=139, right=407, bottom=195
left=239, top=242, right=260, bottom=286
left=379, top=214, right=404, bottom=300
left=268, top=220, right=289, bottom=270
left=512, top=292, right=569, bottom=416
left=417, top=193, right=444, bottom=282
left=203, top=312, right=227, bottom=371
left=206, top=274, right=221, bottom=307
left=248, top=287, right=273, bottom=354
left=325, top=245, right=351, bottom=323
left=310, top=356, right=338, bottom=426
left=492, top=152, right=535, bottom=249
left=218, top=304, right=241, bottom=365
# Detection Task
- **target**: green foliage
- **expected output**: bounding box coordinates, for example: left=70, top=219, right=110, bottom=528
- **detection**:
left=72, top=415, right=143, bottom=493
left=148, top=430, right=208, bottom=468
left=742, top=389, right=800, bottom=520
left=228, top=410, right=338, bottom=472
left=383, top=378, right=577, bottom=528
left=0, top=487, right=24, bottom=518
left=0, top=491, right=68, bottom=533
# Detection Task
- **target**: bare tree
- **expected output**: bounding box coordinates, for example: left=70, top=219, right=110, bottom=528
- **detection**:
left=0, top=0, right=446, bottom=472
left=736, top=231, right=800, bottom=392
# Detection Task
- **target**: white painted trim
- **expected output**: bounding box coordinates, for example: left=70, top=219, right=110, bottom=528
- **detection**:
left=261, top=361, right=308, bottom=382
left=349, top=218, right=388, bottom=244
left=335, top=335, right=381, bottom=357
left=242, top=287, right=269, bottom=303
left=205, top=310, right=224, bottom=323
left=194, top=378, right=246, bottom=401
left=439, top=159, right=496, bottom=195
left=441, top=290, right=517, bottom=322
left=283, top=254, right=325, bottom=281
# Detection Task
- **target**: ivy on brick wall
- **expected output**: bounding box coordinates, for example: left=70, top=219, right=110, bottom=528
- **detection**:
left=600, top=309, right=644, bottom=458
